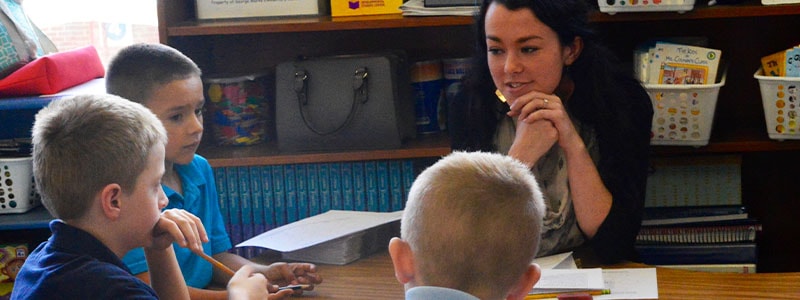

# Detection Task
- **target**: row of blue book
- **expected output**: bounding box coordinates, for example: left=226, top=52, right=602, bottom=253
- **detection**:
left=213, top=159, right=419, bottom=258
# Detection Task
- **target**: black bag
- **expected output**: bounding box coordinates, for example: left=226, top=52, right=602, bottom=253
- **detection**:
left=275, top=53, right=416, bottom=152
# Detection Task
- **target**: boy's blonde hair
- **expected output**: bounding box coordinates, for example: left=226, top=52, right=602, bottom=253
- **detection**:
left=401, top=151, right=545, bottom=299
left=105, top=43, right=201, bottom=104
left=32, top=94, right=167, bottom=220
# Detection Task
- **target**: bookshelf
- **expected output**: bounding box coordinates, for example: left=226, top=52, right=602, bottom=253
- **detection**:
left=157, top=0, right=800, bottom=271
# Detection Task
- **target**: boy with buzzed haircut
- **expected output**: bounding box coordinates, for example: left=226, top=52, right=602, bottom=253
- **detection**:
left=106, top=43, right=321, bottom=299
left=389, top=151, right=546, bottom=300
left=11, top=94, right=279, bottom=299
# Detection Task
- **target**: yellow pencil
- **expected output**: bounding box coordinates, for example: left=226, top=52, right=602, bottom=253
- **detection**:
left=525, top=289, right=611, bottom=300
left=195, top=250, right=236, bottom=277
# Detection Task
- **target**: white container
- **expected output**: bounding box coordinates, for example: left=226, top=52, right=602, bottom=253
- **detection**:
left=646, top=70, right=727, bottom=146
left=754, top=68, right=800, bottom=140
left=761, top=0, right=800, bottom=5
left=0, top=157, right=40, bottom=214
left=195, top=0, right=324, bottom=20
left=598, top=0, right=695, bottom=15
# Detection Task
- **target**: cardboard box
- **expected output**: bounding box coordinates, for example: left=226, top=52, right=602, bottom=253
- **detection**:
left=196, top=0, right=326, bottom=20
left=331, top=0, right=402, bottom=17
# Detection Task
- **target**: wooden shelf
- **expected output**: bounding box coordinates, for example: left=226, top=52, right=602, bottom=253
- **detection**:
left=0, top=205, right=52, bottom=231
left=160, top=2, right=800, bottom=38
left=199, top=133, right=451, bottom=167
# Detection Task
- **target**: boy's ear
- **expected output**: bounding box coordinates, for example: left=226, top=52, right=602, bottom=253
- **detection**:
left=99, top=183, right=123, bottom=220
left=388, top=237, right=416, bottom=285
left=506, top=263, right=541, bottom=300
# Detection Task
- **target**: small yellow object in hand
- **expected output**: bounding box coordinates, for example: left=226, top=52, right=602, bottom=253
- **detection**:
left=495, top=89, right=507, bottom=104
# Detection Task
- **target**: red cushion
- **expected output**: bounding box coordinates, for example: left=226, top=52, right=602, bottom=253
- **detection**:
left=0, top=45, right=105, bottom=97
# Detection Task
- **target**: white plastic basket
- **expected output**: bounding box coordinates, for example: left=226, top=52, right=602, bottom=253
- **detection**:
left=646, top=70, right=727, bottom=146
left=754, top=68, right=800, bottom=140
left=761, top=0, right=800, bottom=5
left=598, top=0, right=695, bottom=15
left=0, top=157, right=41, bottom=214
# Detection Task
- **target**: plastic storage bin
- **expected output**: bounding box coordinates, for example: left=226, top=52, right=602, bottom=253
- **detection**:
left=598, top=0, right=695, bottom=15
left=0, top=157, right=40, bottom=214
left=754, top=68, right=800, bottom=140
left=646, top=71, right=727, bottom=146
left=204, top=73, right=271, bottom=146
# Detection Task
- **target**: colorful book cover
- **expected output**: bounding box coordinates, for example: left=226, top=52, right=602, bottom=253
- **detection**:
left=295, top=163, right=309, bottom=220
left=238, top=166, right=253, bottom=242
left=761, top=49, right=787, bottom=77
left=364, top=160, right=378, bottom=211
left=785, top=46, right=800, bottom=77
left=650, top=42, right=721, bottom=85
left=402, top=159, right=415, bottom=203
left=340, top=162, right=355, bottom=211
left=260, top=166, right=275, bottom=231
left=213, top=167, right=230, bottom=238
left=388, top=160, right=404, bottom=211
left=352, top=161, right=367, bottom=211
left=329, top=162, right=343, bottom=210
left=249, top=166, right=265, bottom=236
left=318, top=163, right=331, bottom=213
left=225, top=167, right=242, bottom=248
left=376, top=160, right=390, bottom=212
left=271, top=165, right=286, bottom=226
left=284, top=164, right=298, bottom=223
left=306, top=163, right=321, bottom=217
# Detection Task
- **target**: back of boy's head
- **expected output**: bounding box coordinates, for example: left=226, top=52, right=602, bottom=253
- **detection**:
left=401, top=151, right=545, bottom=297
left=32, top=94, right=168, bottom=221
left=105, top=43, right=201, bottom=104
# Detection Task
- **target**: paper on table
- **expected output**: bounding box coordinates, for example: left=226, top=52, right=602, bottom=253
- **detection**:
left=533, top=251, right=577, bottom=270
left=531, top=268, right=605, bottom=294
left=596, top=268, right=658, bottom=300
left=235, top=210, right=403, bottom=252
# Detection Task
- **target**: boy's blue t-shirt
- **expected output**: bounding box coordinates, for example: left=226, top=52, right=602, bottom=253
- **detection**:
left=122, top=154, right=232, bottom=288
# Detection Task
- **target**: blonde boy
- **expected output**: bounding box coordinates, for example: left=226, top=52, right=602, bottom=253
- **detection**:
left=11, top=94, right=276, bottom=300
left=389, top=151, right=545, bottom=300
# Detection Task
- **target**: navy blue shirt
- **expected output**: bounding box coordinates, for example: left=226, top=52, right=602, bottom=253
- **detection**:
left=11, top=220, right=158, bottom=300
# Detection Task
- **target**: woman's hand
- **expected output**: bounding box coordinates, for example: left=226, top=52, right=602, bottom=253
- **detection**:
left=508, top=90, right=585, bottom=154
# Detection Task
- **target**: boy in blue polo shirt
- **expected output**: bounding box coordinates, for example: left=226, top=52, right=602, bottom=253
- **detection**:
left=106, top=43, right=322, bottom=299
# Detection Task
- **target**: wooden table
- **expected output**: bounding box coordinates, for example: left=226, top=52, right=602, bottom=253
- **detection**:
left=289, top=251, right=800, bottom=299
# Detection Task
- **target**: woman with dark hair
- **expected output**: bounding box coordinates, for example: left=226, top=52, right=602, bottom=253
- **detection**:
left=449, top=0, right=653, bottom=263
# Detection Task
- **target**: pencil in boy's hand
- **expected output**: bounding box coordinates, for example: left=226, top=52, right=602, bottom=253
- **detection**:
left=525, top=289, right=611, bottom=300
left=194, top=250, right=235, bottom=277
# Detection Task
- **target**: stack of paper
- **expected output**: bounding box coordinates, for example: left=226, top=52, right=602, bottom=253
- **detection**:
left=400, top=0, right=478, bottom=16
left=236, top=210, right=402, bottom=265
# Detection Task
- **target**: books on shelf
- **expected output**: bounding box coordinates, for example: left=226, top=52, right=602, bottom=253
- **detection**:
left=635, top=41, right=722, bottom=85
left=636, top=218, right=762, bottom=244
left=641, top=205, right=748, bottom=226
left=657, top=263, right=756, bottom=274
left=760, top=45, right=800, bottom=77
left=636, top=242, right=757, bottom=265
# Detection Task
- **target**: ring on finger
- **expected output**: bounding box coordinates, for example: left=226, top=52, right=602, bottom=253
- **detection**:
left=543, top=98, right=549, bottom=107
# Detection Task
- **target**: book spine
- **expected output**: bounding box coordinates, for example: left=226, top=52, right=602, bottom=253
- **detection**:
left=272, top=165, right=286, bottom=226
left=318, top=163, right=331, bottom=213
left=364, top=160, right=378, bottom=211
left=636, top=243, right=757, bottom=265
left=376, top=160, right=390, bottom=212
left=389, top=160, right=404, bottom=211
left=352, top=161, right=367, bottom=212
left=328, top=163, right=346, bottom=209
left=295, top=163, right=308, bottom=220
left=402, top=159, right=415, bottom=206
left=340, top=161, right=354, bottom=211
left=225, top=167, right=242, bottom=254
left=260, top=166, right=275, bottom=231
left=306, top=163, right=320, bottom=217
left=637, top=223, right=761, bottom=244
left=213, top=167, right=230, bottom=241
left=238, top=166, right=253, bottom=258
left=658, top=263, right=756, bottom=274
left=249, top=166, right=264, bottom=236
left=284, top=164, right=298, bottom=223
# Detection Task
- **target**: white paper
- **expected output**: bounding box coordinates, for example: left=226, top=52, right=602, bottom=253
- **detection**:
left=532, top=268, right=605, bottom=292
left=596, top=268, right=659, bottom=300
left=235, top=210, right=403, bottom=252
left=533, top=251, right=577, bottom=270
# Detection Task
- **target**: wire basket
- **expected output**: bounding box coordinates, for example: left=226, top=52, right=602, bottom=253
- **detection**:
left=598, top=0, right=695, bottom=15
left=646, top=70, right=727, bottom=146
left=0, top=157, right=41, bottom=214
left=754, top=68, right=800, bottom=140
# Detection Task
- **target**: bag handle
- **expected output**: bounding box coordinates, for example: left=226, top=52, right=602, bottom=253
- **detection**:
left=293, top=67, right=369, bottom=136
